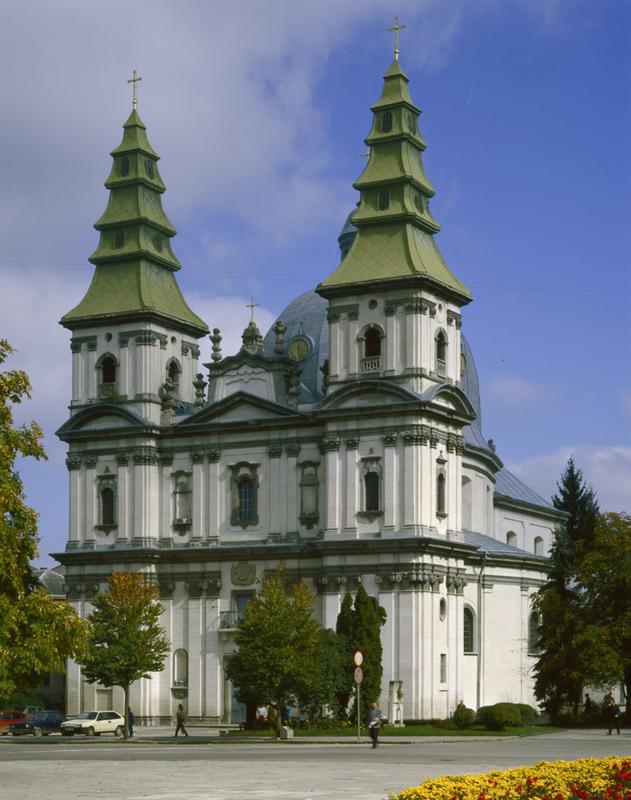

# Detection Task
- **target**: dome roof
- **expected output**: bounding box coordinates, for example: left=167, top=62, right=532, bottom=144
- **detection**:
left=263, top=289, right=329, bottom=404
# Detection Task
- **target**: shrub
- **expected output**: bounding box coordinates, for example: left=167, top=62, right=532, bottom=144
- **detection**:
left=478, top=702, right=522, bottom=731
left=452, top=704, right=475, bottom=729
left=390, top=756, right=631, bottom=800
left=517, top=703, right=538, bottom=723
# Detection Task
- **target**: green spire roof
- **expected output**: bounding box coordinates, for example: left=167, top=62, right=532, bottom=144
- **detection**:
left=61, top=109, right=208, bottom=336
left=318, top=60, right=471, bottom=304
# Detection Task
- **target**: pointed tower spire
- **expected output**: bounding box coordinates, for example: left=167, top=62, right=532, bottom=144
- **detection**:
left=318, top=58, right=471, bottom=305
left=61, top=106, right=208, bottom=337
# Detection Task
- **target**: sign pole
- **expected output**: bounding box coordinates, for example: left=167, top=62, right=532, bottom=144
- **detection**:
left=357, top=682, right=361, bottom=742
left=353, top=651, right=363, bottom=744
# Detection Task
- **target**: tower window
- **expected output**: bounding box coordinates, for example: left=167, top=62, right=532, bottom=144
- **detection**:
left=407, top=113, right=417, bottom=133
left=119, top=157, right=130, bottom=177
left=153, top=234, right=163, bottom=252
left=101, top=356, right=116, bottom=384
left=114, top=230, right=125, bottom=249
left=463, top=607, right=475, bottom=653
left=145, top=158, right=155, bottom=178
left=381, top=111, right=393, bottom=133
left=414, top=193, right=424, bottom=212
left=435, top=330, right=447, bottom=376
left=436, top=471, right=446, bottom=516
left=364, top=472, right=380, bottom=512
left=364, top=328, right=381, bottom=358
left=100, top=487, right=115, bottom=526
left=378, top=191, right=390, bottom=211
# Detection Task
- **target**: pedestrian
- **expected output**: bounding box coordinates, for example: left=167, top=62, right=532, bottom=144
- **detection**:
left=367, top=701, right=385, bottom=748
left=255, top=703, right=267, bottom=728
left=127, top=706, right=135, bottom=738
left=174, top=703, right=189, bottom=737
left=605, top=695, right=621, bottom=735
left=583, top=693, right=593, bottom=715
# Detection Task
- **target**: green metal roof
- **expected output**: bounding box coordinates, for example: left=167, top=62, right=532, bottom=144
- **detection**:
left=61, top=109, right=208, bottom=336
left=318, top=60, right=471, bottom=304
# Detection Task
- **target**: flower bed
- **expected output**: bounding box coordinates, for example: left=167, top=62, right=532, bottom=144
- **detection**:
left=391, top=756, right=631, bottom=800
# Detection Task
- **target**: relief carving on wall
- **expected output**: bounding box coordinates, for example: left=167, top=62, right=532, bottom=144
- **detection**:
left=231, top=561, right=256, bottom=587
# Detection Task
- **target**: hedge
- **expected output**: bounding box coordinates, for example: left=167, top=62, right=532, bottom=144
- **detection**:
left=390, top=756, right=631, bottom=800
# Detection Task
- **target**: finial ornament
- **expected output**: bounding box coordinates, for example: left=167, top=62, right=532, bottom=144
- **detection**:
left=127, top=69, right=142, bottom=109
left=246, top=297, right=259, bottom=322
left=387, top=16, right=406, bottom=61
left=359, top=147, right=371, bottom=160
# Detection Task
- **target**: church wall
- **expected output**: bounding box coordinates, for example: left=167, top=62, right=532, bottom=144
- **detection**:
left=495, top=506, right=554, bottom=556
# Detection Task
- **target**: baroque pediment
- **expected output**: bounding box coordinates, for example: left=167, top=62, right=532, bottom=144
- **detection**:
left=56, top=404, right=150, bottom=439
left=177, top=391, right=301, bottom=427
left=318, top=381, right=419, bottom=412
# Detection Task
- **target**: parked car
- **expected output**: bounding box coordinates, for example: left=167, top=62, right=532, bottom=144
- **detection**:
left=21, top=706, right=43, bottom=718
left=60, top=711, right=124, bottom=737
left=0, top=711, right=26, bottom=735
left=10, top=710, right=65, bottom=736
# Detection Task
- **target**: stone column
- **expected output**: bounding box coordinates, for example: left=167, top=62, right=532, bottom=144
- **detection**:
left=86, top=340, right=97, bottom=401
left=401, top=431, right=420, bottom=532
left=382, top=433, right=398, bottom=532
left=286, top=444, right=300, bottom=535
left=328, top=314, right=341, bottom=381
left=191, top=450, right=205, bottom=542
left=344, top=437, right=358, bottom=533
left=384, top=303, right=398, bottom=375
left=70, top=340, right=82, bottom=404
left=84, top=456, right=97, bottom=546
left=206, top=450, right=220, bottom=543
left=116, top=452, right=130, bottom=543
left=133, top=447, right=159, bottom=545
left=347, top=312, right=359, bottom=378
left=323, top=437, right=341, bottom=536
left=66, top=455, right=82, bottom=548
left=268, top=446, right=282, bottom=535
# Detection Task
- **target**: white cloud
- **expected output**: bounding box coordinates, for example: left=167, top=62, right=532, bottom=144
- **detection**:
left=507, top=445, right=631, bottom=514
left=487, top=376, right=552, bottom=407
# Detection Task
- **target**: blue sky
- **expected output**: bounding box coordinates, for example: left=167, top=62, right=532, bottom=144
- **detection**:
left=1, top=0, right=629, bottom=565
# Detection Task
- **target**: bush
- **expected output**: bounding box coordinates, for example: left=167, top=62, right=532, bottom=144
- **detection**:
left=390, top=756, right=631, bottom=800
left=452, top=704, right=475, bottom=729
left=477, top=702, right=522, bottom=731
left=517, top=703, right=538, bottom=723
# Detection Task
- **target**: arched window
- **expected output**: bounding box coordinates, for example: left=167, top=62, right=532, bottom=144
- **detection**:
left=506, top=531, right=518, bottom=547
left=166, top=359, right=181, bottom=399
left=463, top=607, right=475, bottom=653
left=381, top=111, right=393, bottom=133
left=436, top=472, right=446, bottom=516
left=102, top=356, right=116, bottom=383
left=528, top=611, right=541, bottom=653
left=435, top=330, right=447, bottom=376
left=364, top=472, right=380, bottom=512
left=364, top=328, right=381, bottom=358
left=98, top=355, right=118, bottom=400
left=534, top=536, right=544, bottom=555
left=378, top=190, right=390, bottom=211
left=173, top=649, right=188, bottom=687
left=119, top=156, right=130, bottom=177
left=238, top=478, right=253, bottom=522
left=101, top=487, right=115, bottom=526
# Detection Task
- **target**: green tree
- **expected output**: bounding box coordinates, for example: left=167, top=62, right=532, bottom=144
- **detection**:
left=0, top=340, right=88, bottom=699
left=335, top=585, right=386, bottom=719
left=296, top=627, right=348, bottom=722
left=80, top=573, right=169, bottom=738
left=335, top=592, right=355, bottom=717
left=226, top=570, right=322, bottom=737
left=577, top=512, right=631, bottom=712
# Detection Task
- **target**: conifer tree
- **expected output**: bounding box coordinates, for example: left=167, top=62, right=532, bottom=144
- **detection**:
left=534, top=457, right=599, bottom=717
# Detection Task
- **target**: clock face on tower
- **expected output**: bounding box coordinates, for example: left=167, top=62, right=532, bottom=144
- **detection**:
left=287, top=335, right=313, bottom=362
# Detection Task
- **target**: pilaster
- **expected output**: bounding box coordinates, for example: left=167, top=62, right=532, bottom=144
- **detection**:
left=323, top=437, right=341, bottom=536
left=344, top=438, right=358, bottom=533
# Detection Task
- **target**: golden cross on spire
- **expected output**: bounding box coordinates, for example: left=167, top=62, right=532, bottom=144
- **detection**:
left=246, top=297, right=259, bottom=322
left=127, top=69, right=142, bottom=109
left=359, top=146, right=371, bottom=160
left=387, top=16, right=406, bottom=61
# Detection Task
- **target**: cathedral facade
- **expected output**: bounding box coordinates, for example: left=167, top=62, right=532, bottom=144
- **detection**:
left=56, top=56, right=561, bottom=724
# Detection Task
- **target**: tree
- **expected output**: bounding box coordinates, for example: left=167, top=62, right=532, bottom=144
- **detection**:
left=80, top=573, right=170, bottom=738
left=577, top=512, right=631, bottom=712
left=226, top=570, right=322, bottom=737
left=335, top=592, right=355, bottom=716
left=335, top=585, right=386, bottom=719
left=0, top=339, right=88, bottom=699
left=296, top=627, right=348, bottom=722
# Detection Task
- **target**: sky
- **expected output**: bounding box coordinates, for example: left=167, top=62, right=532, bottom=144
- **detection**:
left=1, top=0, right=629, bottom=566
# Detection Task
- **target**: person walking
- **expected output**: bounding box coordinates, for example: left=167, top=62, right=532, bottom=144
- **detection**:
left=174, top=704, right=189, bottom=737
left=605, top=695, right=621, bottom=735
left=367, top=702, right=384, bottom=748
left=127, top=707, right=135, bottom=738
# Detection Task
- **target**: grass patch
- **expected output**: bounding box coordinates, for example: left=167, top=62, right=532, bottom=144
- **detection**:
left=221, top=724, right=564, bottom=738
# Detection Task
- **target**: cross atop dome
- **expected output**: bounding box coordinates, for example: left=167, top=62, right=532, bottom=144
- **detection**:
left=387, top=16, right=406, bottom=61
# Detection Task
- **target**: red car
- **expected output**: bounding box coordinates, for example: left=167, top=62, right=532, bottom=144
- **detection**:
left=0, top=711, right=26, bottom=735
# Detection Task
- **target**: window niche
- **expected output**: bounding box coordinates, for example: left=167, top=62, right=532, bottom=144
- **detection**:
left=435, top=329, right=448, bottom=377
left=436, top=458, right=447, bottom=518
left=229, top=462, right=259, bottom=529
left=360, top=325, right=383, bottom=374
left=172, top=471, right=192, bottom=531
left=165, top=358, right=182, bottom=400
left=173, top=649, right=188, bottom=687
left=463, top=607, right=475, bottom=653
left=357, top=455, right=383, bottom=522
left=299, top=461, right=320, bottom=529
left=96, top=468, right=117, bottom=531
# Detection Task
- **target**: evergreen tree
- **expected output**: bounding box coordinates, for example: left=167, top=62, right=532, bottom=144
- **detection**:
left=0, top=340, right=87, bottom=698
left=534, top=457, right=599, bottom=717
left=335, top=592, right=355, bottom=716
left=334, top=585, right=386, bottom=719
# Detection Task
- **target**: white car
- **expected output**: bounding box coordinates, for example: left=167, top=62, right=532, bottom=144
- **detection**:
left=60, top=711, right=124, bottom=737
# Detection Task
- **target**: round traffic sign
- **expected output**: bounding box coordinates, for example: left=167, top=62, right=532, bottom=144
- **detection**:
left=354, top=666, right=363, bottom=684
left=353, top=650, right=363, bottom=666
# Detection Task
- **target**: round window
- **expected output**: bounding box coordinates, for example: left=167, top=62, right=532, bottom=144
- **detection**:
left=368, top=299, right=378, bottom=310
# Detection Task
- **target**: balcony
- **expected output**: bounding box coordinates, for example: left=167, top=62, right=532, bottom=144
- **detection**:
left=361, top=356, right=382, bottom=373
left=219, top=611, right=242, bottom=630
left=98, top=382, right=118, bottom=399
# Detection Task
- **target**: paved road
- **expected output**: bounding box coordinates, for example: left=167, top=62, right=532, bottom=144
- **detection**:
left=1, top=729, right=629, bottom=800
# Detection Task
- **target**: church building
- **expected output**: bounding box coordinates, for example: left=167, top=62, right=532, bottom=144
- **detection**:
left=56, top=50, right=561, bottom=724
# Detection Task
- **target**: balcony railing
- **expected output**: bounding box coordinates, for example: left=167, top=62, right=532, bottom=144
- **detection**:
left=219, top=611, right=243, bottom=630
left=436, top=359, right=446, bottom=377
left=98, top=382, right=118, bottom=399
left=361, top=356, right=382, bottom=373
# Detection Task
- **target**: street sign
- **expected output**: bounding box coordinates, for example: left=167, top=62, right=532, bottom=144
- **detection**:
left=354, top=666, right=363, bottom=684
left=353, top=650, right=363, bottom=666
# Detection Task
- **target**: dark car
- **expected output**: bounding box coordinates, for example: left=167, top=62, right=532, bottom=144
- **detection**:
left=0, top=711, right=26, bottom=735
left=10, top=710, right=65, bottom=737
